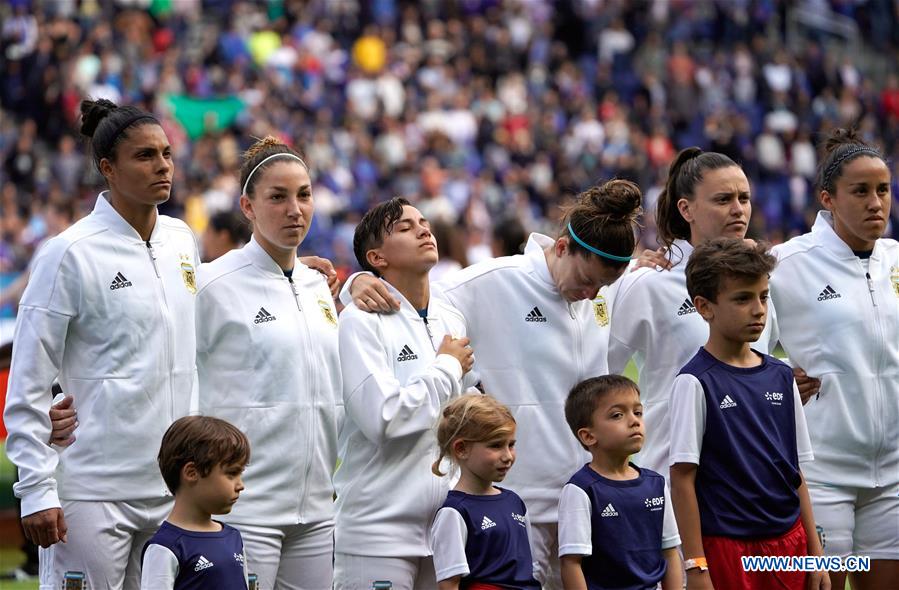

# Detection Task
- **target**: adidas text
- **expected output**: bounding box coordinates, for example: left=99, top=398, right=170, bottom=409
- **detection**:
left=600, top=503, right=618, bottom=517
left=481, top=516, right=496, bottom=530
left=719, top=395, right=738, bottom=409
left=525, top=306, right=547, bottom=322
left=194, top=556, right=214, bottom=571
left=397, top=345, right=418, bottom=361
left=109, top=272, right=132, bottom=290
left=254, top=308, right=276, bottom=324
left=817, top=285, right=841, bottom=301
left=677, top=298, right=696, bottom=316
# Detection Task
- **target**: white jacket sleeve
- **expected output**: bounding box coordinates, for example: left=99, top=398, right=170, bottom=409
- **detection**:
left=339, top=312, right=463, bottom=444
left=338, top=271, right=374, bottom=306
left=140, top=543, right=179, bottom=589
left=607, top=277, right=647, bottom=375
left=3, top=239, right=80, bottom=516
left=766, top=298, right=780, bottom=355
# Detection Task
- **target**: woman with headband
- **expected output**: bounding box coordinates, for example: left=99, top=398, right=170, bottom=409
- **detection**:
left=194, top=136, right=341, bottom=590
left=344, top=179, right=643, bottom=588
left=769, top=128, right=898, bottom=590
left=3, top=98, right=200, bottom=589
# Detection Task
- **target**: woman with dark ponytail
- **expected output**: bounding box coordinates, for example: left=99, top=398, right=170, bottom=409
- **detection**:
left=3, top=99, right=200, bottom=588
left=769, top=128, right=898, bottom=590
left=606, top=148, right=785, bottom=480
left=343, top=179, right=643, bottom=588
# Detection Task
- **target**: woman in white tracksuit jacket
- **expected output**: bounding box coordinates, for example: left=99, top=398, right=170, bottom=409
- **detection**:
left=195, top=137, right=340, bottom=590
left=769, top=129, right=899, bottom=590
left=606, top=148, right=780, bottom=478
left=3, top=99, right=199, bottom=590
left=344, top=181, right=643, bottom=589
left=334, top=198, right=476, bottom=590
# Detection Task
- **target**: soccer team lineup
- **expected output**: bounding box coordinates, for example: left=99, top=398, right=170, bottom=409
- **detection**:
left=1, top=93, right=895, bottom=590
left=8, top=0, right=899, bottom=586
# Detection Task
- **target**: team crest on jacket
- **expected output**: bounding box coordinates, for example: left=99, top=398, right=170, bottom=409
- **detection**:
left=318, top=298, right=337, bottom=326
left=891, top=266, right=899, bottom=298
left=593, top=295, right=609, bottom=327
left=180, top=255, right=197, bottom=294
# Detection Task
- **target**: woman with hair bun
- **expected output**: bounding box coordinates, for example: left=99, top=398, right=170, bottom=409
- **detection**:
left=195, top=136, right=341, bottom=590
left=3, top=98, right=200, bottom=589
left=344, top=179, right=643, bottom=588
left=769, top=128, right=898, bottom=590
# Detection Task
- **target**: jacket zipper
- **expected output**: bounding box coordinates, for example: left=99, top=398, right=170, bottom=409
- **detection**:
left=863, top=269, right=884, bottom=485
left=423, top=317, right=437, bottom=351
left=147, top=239, right=175, bottom=494
left=290, top=275, right=317, bottom=520
left=569, top=301, right=584, bottom=380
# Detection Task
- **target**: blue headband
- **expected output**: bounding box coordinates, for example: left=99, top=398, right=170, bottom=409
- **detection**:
left=567, top=222, right=633, bottom=262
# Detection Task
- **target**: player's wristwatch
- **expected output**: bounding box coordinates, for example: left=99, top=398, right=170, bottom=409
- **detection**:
left=684, top=557, right=709, bottom=572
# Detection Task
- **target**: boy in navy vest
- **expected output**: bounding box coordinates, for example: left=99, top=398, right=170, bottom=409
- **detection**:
left=559, top=375, right=682, bottom=589
left=141, top=416, right=251, bottom=589
left=669, top=238, right=829, bottom=590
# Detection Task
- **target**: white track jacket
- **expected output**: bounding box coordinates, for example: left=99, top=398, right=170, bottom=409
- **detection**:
left=4, top=193, right=199, bottom=516
left=607, top=239, right=775, bottom=476
left=334, top=280, right=472, bottom=557
left=436, top=234, right=606, bottom=523
left=196, top=236, right=340, bottom=526
left=770, top=211, right=899, bottom=488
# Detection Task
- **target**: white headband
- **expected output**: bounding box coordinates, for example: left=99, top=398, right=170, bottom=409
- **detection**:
left=242, top=153, right=308, bottom=196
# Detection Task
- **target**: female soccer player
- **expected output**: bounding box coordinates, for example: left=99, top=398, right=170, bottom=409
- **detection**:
left=770, top=128, right=898, bottom=590
left=346, top=179, right=642, bottom=588
left=606, top=148, right=800, bottom=477
left=3, top=98, right=199, bottom=589
left=195, top=136, right=341, bottom=590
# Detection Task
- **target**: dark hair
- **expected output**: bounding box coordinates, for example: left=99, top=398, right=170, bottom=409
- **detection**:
left=686, top=238, right=776, bottom=303
left=561, top=179, right=642, bottom=270
left=353, top=197, right=411, bottom=275
left=158, top=416, right=250, bottom=494
left=208, top=210, right=252, bottom=245
left=565, top=375, right=640, bottom=451
left=239, top=136, right=308, bottom=197
left=656, top=148, right=739, bottom=251
left=492, top=216, right=527, bottom=256
left=817, top=127, right=887, bottom=194
left=79, top=98, right=160, bottom=172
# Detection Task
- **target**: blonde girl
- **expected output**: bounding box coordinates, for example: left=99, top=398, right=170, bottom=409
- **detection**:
left=429, top=394, right=540, bottom=590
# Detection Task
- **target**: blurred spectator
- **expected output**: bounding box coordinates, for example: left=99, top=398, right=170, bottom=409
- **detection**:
left=200, top=209, right=251, bottom=263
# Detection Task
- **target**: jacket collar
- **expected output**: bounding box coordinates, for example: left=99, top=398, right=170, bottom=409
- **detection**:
left=811, top=210, right=884, bottom=261
left=244, top=235, right=300, bottom=277
left=670, top=239, right=694, bottom=268
left=377, top=278, right=433, bottom=320
left=93, top=191, right=162, bottom=244
left=523, top=232, right=557, bottom=291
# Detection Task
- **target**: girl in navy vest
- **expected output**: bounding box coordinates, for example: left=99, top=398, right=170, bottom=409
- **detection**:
left=430, top=394, right=540, bottom=590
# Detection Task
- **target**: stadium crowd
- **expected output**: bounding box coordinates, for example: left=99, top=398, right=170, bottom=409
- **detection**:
left=2, top=0, right=899, bottom=297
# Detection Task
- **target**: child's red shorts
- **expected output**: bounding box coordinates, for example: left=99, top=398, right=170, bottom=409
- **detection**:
left=703, top=517, right=808, bottom=590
